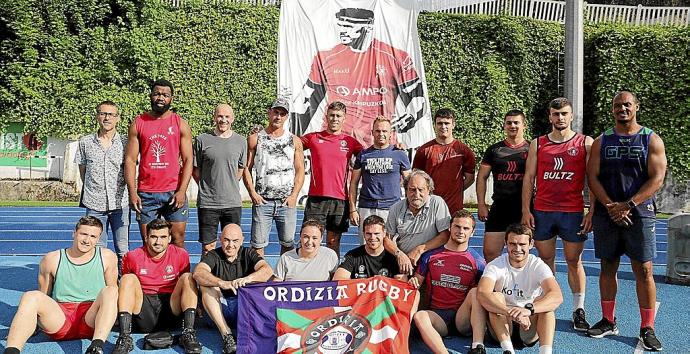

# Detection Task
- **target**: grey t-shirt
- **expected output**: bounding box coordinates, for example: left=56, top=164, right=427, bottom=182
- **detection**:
left=194, top=132, right=247, bottom=208
left=385, top=195, right=451, bottom=253
left=274, top=247, right=339, bottom=281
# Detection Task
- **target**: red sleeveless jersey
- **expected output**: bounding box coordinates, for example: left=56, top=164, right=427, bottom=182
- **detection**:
left=135, top=112, right=182, bottom=192
left=534, top=133, right=586, bottom=212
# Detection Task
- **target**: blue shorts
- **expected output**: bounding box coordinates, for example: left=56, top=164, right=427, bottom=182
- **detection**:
left=533, top=210, right=586, bottom=242
left=431, top=308, right=457, bottom=331
left=138, top=191, right=189, bottom=224
left=221, top=295, right=238, bottom=328
left=593, top=213, right=657, bottom=262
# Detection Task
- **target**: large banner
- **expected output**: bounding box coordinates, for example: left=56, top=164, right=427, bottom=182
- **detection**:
left=237, top=276, right=418, bottom=354
left=0, top=123, right=47, bottom=167
left=279, top=0, right=433, bottom=148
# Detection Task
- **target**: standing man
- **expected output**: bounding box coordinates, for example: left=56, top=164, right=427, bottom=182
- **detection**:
left=243, top=97, right=304, bottom=257
left=75, top=100, right=130, bottom=270
left=333, top=215, right=404, bottom=280
left=409, top=210, right=487, bottom=354
left=193, top=103, right=247, bottom=255
left=301, top=101, right=363, bottom=255
left=476, top=110, right=529, bottom=262
left=349, top=116, right=411, bottom=242
left=477, top=223, right=563, bottom=354
left=193, top=224, right=273, bottom=354
left=3, top=217, right=119, bottom=354
left=125, top=79, right=193, bottom=248
left=112, top=219, right=201, bottom=354
left=413, top=108, right=476, bottom=215
left=384, top=169, right=451, bottom=274
left=586, top=91, right=666, bottom=351
left=521, top=97, right=593, bottom=331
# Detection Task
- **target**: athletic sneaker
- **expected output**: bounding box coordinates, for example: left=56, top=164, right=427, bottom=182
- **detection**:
left=112, top=334, right=134, bottom=354
left=639, top=327, right=663, bottom=351
left=179, top=329, right=202, bottom=354
left=467, top=344, right=487, bottom=354
left=572, top=308, right=590, bottom=331
left=222, top=333, right=237, bottom=354
left=84, top=343, right=104, bottom=354
left=587, top=317, right=619, bottom=338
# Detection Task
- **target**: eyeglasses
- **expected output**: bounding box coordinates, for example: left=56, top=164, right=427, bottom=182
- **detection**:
left=97, top=112, right=119, bottom=118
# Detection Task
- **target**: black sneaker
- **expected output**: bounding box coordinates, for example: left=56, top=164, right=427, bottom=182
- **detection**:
left=111, top=334, right=134, bottom=354
left=222, top=333, right=237, bottom=354
left=84, top=343, right=104, bottom=354
left=573, top=308, right=590, bottom=331
left=639, top=327, right=663, bottom=351
left=587, top=317, right=619, bottom=338
left=467, top=344, right=487, bottom=354
left=180, top=329, right=202, bottom=354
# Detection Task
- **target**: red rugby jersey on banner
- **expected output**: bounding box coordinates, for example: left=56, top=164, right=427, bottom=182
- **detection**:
left=121, top=245, right=190, bottom=294
left=135, top=112, right=182, bottom=192
left=534, top=133, right=586, bottom=212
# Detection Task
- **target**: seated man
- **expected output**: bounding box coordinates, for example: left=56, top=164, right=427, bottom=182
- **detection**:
left=112, top=219, right=201, bottom=354
left=4, top=217, right=118, bottom=354
left=409, top=210, right=488, bottom=354
left=384, top=169, right=451, bottom=275
left=193, top=224, right=273, bottom=354
left=477, top=224, right=563, bottom=354
left=333, top=215, right=404, bottom=280
left=273, top=219, right=339, bottom=281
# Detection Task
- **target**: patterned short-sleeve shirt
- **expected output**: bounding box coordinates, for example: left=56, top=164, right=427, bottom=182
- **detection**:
left=74, top=132, right=129, bottom=211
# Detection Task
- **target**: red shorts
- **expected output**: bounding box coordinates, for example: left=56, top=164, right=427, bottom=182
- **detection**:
left=44, top=302, right=95, bottom=340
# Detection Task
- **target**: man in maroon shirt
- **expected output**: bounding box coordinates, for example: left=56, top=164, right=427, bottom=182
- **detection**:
left=124, top=79, right=193, bottom=248
left=413, top=108, right=476, bottom=215
left=112, top=219, right=201, bottom=354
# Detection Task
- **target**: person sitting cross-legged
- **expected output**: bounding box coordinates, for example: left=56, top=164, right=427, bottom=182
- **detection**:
left=112, top=219, right=201, bottom=354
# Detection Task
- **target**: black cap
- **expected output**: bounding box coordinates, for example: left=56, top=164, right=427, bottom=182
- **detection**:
left=335, top=8, right=374, bottom=24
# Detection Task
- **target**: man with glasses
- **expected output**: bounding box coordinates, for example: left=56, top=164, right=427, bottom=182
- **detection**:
left=75, top=100, right=130, bottom=271
left=243, top=97, right=304, bottom=257
left=125, top=79, right=193, bottom=248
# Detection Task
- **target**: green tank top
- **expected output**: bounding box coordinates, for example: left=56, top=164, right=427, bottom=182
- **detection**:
left=52, top=247, right=106, bottom=303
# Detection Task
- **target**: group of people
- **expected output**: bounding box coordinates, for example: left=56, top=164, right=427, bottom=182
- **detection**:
left=2, top=79, right=666, bottom=354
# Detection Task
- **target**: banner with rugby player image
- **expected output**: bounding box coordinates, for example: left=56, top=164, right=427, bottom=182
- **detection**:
left=279, top=0, right=433, bottom=148
left=236, top=276, right=418, bottom=353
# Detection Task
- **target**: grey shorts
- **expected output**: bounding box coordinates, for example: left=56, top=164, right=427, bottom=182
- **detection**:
left=593, top=213, right=657, bottom=262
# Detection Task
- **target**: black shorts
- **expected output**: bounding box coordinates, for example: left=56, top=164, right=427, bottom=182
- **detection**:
left=303, top=196, right=349, bottom=233
left=198, top=207, right=242, bottom=245
left=133, top=294, right=181, bottom=333
left=485, top=198, right=523, bottom=233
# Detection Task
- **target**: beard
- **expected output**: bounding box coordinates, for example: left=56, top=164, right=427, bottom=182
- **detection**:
left=151, top=102, right=171, bottom=114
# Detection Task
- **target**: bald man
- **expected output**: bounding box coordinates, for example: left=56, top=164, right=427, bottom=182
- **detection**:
left=125, top=79, right=194, bottom=248
left=193, top=224, right=273, bottom=354
left=192, top=104, right=247, bottom=254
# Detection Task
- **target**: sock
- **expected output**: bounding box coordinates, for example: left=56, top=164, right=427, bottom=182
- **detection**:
left=601, top=300, right=616, bottom=323
left=89, top=339, right=104, bottom=348
left=4, top=347, right=20, bottom=354
left=640, top=307, right=655, bottom=329
left=500, top=340, right=514, bottom=353
left=183, top=308, right=196, bottom=330
left=471, top=342, right=483, bottom=349
left=573, top=292, right=585, bottom=311
left=118, top=311, right=132, bottom=335
left=539, top=345, right=553, bottom=354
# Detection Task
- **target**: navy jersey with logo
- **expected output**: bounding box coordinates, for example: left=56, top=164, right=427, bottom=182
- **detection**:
left=595, top=127, right=655, bottom=217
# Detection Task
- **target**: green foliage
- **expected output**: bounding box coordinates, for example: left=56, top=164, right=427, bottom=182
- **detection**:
left=0, top=1, right=688, bottom=183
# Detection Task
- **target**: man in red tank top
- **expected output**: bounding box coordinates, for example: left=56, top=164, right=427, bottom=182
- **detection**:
left=521, top=97, right=594, bottom=333
left=125, top=79, right=193, bottom=248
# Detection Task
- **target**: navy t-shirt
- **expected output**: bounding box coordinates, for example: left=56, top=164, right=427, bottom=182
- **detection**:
left=353, top=146, right=410, bottom=209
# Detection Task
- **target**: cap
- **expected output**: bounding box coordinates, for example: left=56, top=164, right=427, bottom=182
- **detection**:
left=270, top=97, right=290, bottom=112
left=335, top=8, right=374, bottom=24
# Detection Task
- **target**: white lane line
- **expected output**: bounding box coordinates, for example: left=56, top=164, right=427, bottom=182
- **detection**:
left=633, top=301, right=660, bottom=354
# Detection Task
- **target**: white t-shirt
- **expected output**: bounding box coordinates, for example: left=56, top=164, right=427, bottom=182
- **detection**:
left=274, top=247, right=339, bottom=281
left=482, top=254, right=554, bottom=307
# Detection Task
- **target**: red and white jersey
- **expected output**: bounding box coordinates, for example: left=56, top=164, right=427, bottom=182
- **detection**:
left=534, top=133, right=587, bottom=212
left=135, top=112, right=182, bottom=192
left=122, top=245, right=190, bottom=294
left=309, top=39, right=419, bottom=145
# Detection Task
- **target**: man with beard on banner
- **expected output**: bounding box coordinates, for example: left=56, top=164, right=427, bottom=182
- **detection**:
left=289, top=6, right=429, bottom=146
left=125, top=79, right=193, bottom=248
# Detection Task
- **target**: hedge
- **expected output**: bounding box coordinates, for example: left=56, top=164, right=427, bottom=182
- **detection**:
left=0, top=0, right=688, bottom=183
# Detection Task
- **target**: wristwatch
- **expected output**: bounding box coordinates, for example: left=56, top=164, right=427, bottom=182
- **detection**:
left=524, top=303, right=535, bottom=315
left=626, top=199, right=637, bottom=209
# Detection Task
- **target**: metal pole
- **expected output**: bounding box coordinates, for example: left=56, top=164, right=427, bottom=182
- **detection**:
left=565, top=0, right=584, bottom=133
